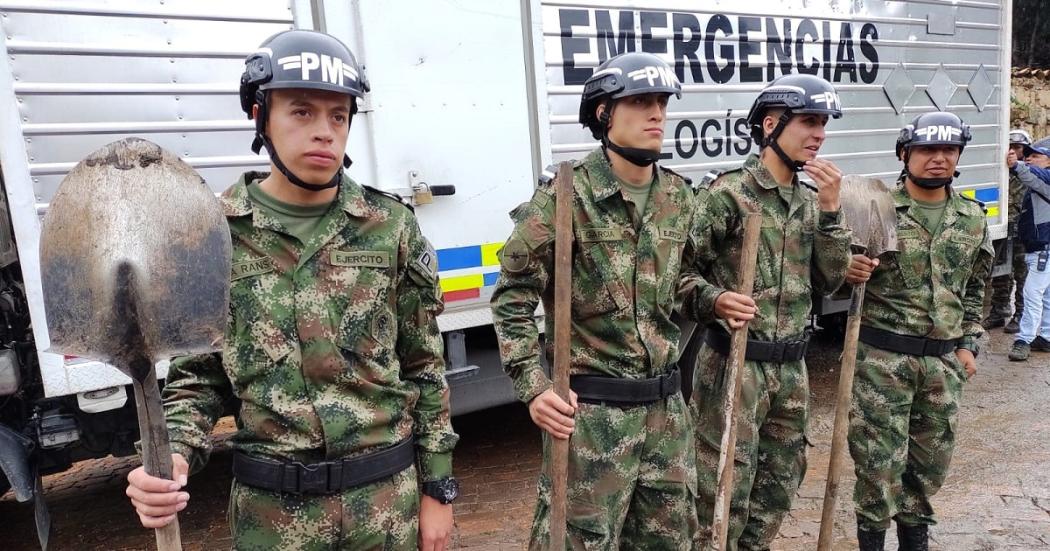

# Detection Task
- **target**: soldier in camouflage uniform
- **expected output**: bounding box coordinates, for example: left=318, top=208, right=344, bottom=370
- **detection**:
left=125, top=30, right=459, bottom=550
left=683, top=74, right=851, bottom=551
left=845, top=112, right=992, bottom=551
left=491, top=52, right=700, bottom=550
left=982, top=129, right=1031, bottom=332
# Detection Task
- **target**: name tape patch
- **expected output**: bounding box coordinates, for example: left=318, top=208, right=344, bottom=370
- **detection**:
left=579, top=227, right=624, bottom=242
left=331, top=250, right=390, bottom=268
left=231, top=257, right=275, bottom=281
left=659, top=228, right=686, bottom=242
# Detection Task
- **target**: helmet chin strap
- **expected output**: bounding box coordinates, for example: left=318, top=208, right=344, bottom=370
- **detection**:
left=599, top=101, right=661, bottom=167
left=251, top=91, right=352, bottom=192
left=902, top=151, right=958, bottom=189
left=765, top=111, right=805, bottom=172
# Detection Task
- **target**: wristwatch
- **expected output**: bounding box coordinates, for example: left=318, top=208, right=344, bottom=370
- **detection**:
left=421, top=477, right=460, bottom=504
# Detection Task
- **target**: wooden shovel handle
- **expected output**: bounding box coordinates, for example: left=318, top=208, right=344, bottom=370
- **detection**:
left=549, top=161, right=575, bottom=551
left=816, top=281, right=865, bottom=550
left=712, top=213, right=763, bottom=550
left=133, top=367, right=183, bottom=551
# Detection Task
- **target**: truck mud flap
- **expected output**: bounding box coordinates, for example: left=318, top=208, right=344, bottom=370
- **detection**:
left=0, top=423, right=33, bottom=501
left=0, top=424, right=50, bottom=550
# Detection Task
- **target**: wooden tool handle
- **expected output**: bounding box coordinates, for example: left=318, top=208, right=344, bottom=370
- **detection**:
left=133, top=368, right=183, bottom=551
left=549, top=161, right=575, bottom=551
left=816, top=282, right=865, bottom=550
left=712, top=213, right=763, bottom=551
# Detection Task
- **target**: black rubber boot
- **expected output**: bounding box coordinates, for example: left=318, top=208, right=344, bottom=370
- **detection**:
left=896, top=522, right=928, bottom=551
left=857, top=528, right=886, bottom=551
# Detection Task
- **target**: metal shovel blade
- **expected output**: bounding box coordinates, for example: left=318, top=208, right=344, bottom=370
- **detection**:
left=839, top=175, right=899, bottom=256
left=40, top=137, right=231, bottom=378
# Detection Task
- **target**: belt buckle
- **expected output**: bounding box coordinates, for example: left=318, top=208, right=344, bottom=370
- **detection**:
left=297, top=462, right=329, bottom=495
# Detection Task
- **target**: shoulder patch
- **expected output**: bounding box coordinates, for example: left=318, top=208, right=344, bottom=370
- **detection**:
left=499, top=237, right=531, bottom=273
left=413, top=239, right=438, bottom=279
left=363, top=185, right=414, bottom=213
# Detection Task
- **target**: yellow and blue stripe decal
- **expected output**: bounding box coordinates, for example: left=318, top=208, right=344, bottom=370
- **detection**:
left=436, top=242, right=503, bottom=302
left=961, top=188, right=1000, bottom=218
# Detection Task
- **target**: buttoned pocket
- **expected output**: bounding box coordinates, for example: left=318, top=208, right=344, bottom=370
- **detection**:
left=895, top=228, right=929, bottom=289
left=572, top=242, right=625, bottom=319
left=941, top=233, right=980, bottom=292
left=226, top=261, right=294, bottom=384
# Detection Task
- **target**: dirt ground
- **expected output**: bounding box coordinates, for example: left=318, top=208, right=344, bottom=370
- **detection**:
left=1, top=328, right=1048, bottom=550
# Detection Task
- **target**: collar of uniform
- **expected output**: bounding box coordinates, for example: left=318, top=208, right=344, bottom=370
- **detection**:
left=220, top=171, right=263, bottom=218
left=336, top=175, right=373, bottom=218
left=892, top=185, right=912, bottom=210
left=220, top=171, right=371, bottom=221
left=892, top=181, right=969, bottom=214
left=581, top=149, right=624, bottom=202
left=742, top=153, right=794, bottom=191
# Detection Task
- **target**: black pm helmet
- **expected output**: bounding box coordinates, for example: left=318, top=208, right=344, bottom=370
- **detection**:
left=895, top=111, right=972, bottom=189
left=745, top=74, right=842, bottom=171
left=578, top=52, right=682, bottom=167
left=239, top=29, right=369, bottom=191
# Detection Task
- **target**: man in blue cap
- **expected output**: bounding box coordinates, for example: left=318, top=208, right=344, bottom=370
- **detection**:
left=1008, top=139, right=1050, bottom=360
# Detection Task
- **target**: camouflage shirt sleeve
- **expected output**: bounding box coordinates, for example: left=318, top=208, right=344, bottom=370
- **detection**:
left=958, top=220, right=995, bottom=352
left=162, top=352, right=230, bottom=474
left=397, top=218, right=458, bottom=482
left=680, top=186, right=734, bottom=324
left=490, top=188, right=556, bottom=403
left=811, top=208, right=852, bottom=296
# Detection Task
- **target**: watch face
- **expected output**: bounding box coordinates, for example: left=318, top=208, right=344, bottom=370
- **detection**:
left=441, top=479, right=459, bottom=503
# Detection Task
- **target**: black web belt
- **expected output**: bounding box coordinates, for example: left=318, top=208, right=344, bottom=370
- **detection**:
left=704, top=327, right=810, bottom=363
left=570, top=366, right=680, bottom=406
left=859, top=326, right=958, bottom=357
left=232, top=437, right=414, bottom=495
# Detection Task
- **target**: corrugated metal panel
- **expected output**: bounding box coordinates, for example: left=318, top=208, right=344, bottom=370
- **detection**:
left=1, top=0, right=294, bottom=209
left=533, top=0, right=1009, bottom=236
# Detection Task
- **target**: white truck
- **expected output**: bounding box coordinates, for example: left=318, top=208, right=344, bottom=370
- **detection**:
left=0, top=0, right=1012, bottom=541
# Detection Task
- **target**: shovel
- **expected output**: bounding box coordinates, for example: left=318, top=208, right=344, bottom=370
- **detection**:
left=816, top=175, right=897, bottom=550
left=549, top=161, right=574, bottom=551
left=39, top=138, right=232, bottom=551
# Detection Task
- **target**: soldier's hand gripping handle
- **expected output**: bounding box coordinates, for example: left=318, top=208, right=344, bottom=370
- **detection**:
left=846, top=255, right=880, bottom=285
left=528, top=389, right=579, bottom=440
left=125, top=453, right=190, bottom=529
left=714, top=291, right=757, bottom=329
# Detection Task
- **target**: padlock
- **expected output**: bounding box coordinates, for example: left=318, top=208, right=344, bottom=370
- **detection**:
left=413, top=184, right=434, bottom=205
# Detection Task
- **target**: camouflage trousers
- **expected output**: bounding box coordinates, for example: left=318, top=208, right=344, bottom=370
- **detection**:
left=690, top=345, right=809, bottom=551
left=529, top=393, right=698, bottom=550
left=847, top=342, right=966, bottom=531
left=228, top=465, right=419, bottom=550
left=986, top=240, right=1027, bottom=320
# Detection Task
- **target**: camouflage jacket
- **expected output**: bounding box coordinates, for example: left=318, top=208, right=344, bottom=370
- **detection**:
left=490, top=150, right=701, bottom=403
left=1008, top=172, right=1025, bottom=236
left=861, top=180, right=993, bottom=350
left=163, top=172, right=458, bottom=481
left=681, top=154, right=851, bottom=341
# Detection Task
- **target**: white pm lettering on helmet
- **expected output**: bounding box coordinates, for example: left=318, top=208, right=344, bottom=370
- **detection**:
left=627, top=65, right=677, bottom=88
left=915, top=125, right=962, bottom=141
left=809, top=91, right=840, bottom=110
left=278, top=52, right=358, bottom=86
